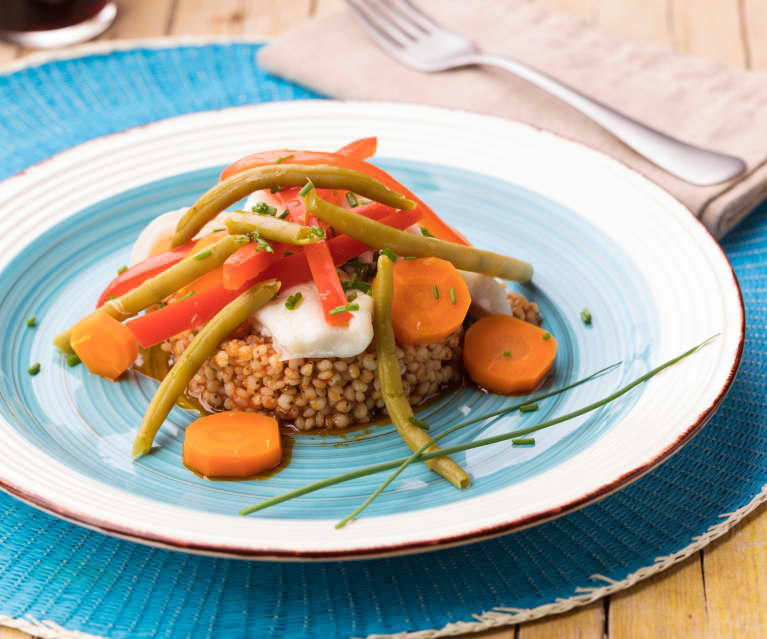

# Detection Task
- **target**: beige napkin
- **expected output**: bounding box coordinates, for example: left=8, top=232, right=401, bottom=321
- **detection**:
left=259, top=0, right=767, bottom=238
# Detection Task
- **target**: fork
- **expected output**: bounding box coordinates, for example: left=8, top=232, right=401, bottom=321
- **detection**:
left=346, top=0, right=746, bottom=186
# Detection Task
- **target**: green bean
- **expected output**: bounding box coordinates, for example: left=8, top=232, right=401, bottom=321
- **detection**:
left=172, top=164, right=416, bottom=247
left=304, top=191, right=533, bottom=282
left=53, top=234, right=249, bottom=354
left=225, top=212, right=319, bottom=245
left=373, top=254, right=470, bottom=489
left=132, top=279, right=280, bottom=458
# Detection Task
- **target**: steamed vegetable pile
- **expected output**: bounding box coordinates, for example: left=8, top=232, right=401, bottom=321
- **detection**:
left=49, top=136, right=714, bottom=527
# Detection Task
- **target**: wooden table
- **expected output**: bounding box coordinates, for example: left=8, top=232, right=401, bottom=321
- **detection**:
left=1, top=1, right=765, bottom=638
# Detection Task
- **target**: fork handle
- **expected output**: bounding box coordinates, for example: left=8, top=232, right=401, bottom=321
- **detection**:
left=466, top=54, right=745, bottom=186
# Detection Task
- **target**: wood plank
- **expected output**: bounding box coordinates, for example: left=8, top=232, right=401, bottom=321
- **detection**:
left=104, top=0, right=176, bottom=39
left=744, top=0, right=767, bottom=68
left=609, top=552, right=707, bottom=638
left=241, top=0, right=313, bottom=37
left=594, top=0, right=672, bottom=47
left=170, top=0, right=247, bottom=36
left=171, top=0, right=311, bottom=37
left=703, top=505, right=767, bottom=638
left=0, top=43, right=19, bottom=64
left=670, top=0, right=748, bottom=68
left=518, top=601, right=603, bottom=639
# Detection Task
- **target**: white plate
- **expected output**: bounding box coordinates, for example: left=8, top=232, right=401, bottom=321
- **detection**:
left=0, top=102, right=743, bottom=559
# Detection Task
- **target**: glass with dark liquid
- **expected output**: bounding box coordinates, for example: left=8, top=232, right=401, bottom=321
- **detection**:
left=0, top=0, right=116, bottom=48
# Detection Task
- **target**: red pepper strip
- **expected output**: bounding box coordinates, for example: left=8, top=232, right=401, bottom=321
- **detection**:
left=304, top=240, right=352, bottom=326
left=220, top=149, right=468, bottom=245
left=222, top=241, right=293, bottom=291
left=222, top=202, right=394, bottom=291
left=274, top=188, right=352, bottom=326
left=96, top=241, right=195, bottom=308
left=335, top=137, right=377, bottom=160
left=125, top=209, right=421, bottom=347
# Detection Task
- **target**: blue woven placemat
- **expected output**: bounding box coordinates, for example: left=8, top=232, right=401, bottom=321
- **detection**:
left=0, top=42, right=765, bottom=639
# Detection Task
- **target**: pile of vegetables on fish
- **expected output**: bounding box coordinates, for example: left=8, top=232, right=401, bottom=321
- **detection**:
left=50, top=136, right=712, bottom=527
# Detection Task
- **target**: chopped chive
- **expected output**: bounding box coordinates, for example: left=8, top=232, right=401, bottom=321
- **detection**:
left=193, top=249, right=212, bottom=261
left=178, top=291, right=195, bottom=301
left=270, top=185, right=282, bottom=194
left=502, top=350, right=511, bottom=357
left=247, top=231, right=273, bottom=253
left=157, top=302, right=166, bottom=308
left=329, top=303, right=360, bottom=315
left=285, top=292, right=303, bottom=310
left=277, top=154, right=294, bottom=164
left=346, top=192, right=359, bottom=208
left=235, top=235, right=249, bottom=244
left=381, top=248, right=398, bottom=262
left=404, top=256, right=417, bottom=260
left=580, top=308, right=592, bottom=325
left=420, top=226, right=435, bottom=238
left=519, top=403, right=539, bottom=413
left=279, top=209, right=289, bottom=219
left=512, top=438, right=535, bottom=446
left=449, top=288, right=456, bottom=304
left=108, top=295, right=115, bottom=301
left=346, top=291, right=358, bottom=302
left=66, top=354, right=81, bottom=367
left=329, top=226, right=336, bottom=238
left=408, top=416, right=430, bottom=430
left=311, top=226, right=326, bottom=239
left=27, top=363, right=40, bottom=376
left=283, top=251, right=293, bottom=257
left=26, top=316, right=36, bottom=328
left=299, top=181, right=314, bottom=196
left=433, top=285, right=440, bottom=299
left=210, top=227, right=225, bottom=233
left=252, top=202, right=277, bottom=216
left=543, top=333, right=551, bottom=340
left=117, top=265, right=127, bottom=275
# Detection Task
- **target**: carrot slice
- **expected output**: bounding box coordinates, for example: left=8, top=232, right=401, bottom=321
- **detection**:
left=463, top=315, right=557, bottom=394
left=390, top=257, right=471, bottom=345
left=183, top=411, right=282, bottom=478
left=70, top=311, right=139, bottom=380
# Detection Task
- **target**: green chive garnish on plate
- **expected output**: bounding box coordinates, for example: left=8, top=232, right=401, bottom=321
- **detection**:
left=580, top=308, right=592, bottom=325
left=117, top=265, right=127, bottom=275
left=512, top=438, right=535, bottom=446
left=26, top=315, right=36, bottom=328
left=346, top=192, right=359, bottom=207
left=433, top=285, right=440, bottom=299
left=178, top=291, right=195, bottom=301
left=420, top=226, right=435, bottom=238
left=193, top=249, right=212, bottom=261
left=502, top=350, right=511, bottom=357
left=381, top=248, right=398, bottom=262
left=519, top=403, right=539, bottom=413
left=28, top=363, right=40, bottom=376
left=66, top=354, right=81, bottom=367
left=299, top=180, right=314, bottom=196
left=285, top=292, right=303, bottom=310
left=279, top=209, right=289, bottom=219
left=277, top=154, right=294, bottom=164
left=449, top=288, right=456, bottom=304
left=407, top=416, right=430, bottom=430
left=329, top=303, right=360, bottom=315
left=543, top=332, right=551, bottom=340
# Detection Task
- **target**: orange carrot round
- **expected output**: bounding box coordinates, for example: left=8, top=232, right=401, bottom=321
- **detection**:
left=70, top=311, right=139, bottom=380
left=183, top=411, right=282, bottom=478
left=463, top=315, right=557, bottom=394
left=390, top=257, right=470, bottom=345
